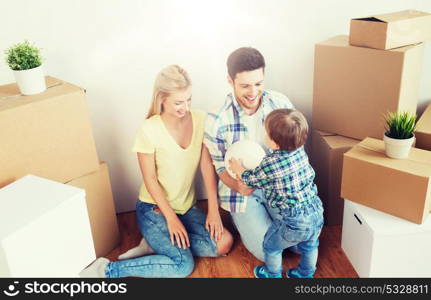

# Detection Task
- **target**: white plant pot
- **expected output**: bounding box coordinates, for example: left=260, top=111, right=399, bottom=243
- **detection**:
left=383, top=133, right=415, bottom=159
left=13, top=65, right=46, bottom=95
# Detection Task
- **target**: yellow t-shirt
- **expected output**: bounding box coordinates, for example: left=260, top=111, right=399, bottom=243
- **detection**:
left=132, top=109, right=206, bottom=214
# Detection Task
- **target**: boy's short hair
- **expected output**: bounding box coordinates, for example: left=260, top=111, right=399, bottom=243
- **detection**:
left=265, top=109, right=309, bottom=151
left=227, top=47, right=265, bottom=80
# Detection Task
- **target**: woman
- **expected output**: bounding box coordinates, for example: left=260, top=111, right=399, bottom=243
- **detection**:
left=81, top=65, right=233, bottom=278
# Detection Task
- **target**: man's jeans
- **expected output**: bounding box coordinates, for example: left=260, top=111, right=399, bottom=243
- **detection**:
left=230, top=189, right=277, bottom=261
left=105, top=201, right=219, bottom=278
left=263, top=198, right=324, bottom=277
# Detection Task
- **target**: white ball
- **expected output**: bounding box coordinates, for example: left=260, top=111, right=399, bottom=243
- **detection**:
left=225, top=139, right=266, bottom=178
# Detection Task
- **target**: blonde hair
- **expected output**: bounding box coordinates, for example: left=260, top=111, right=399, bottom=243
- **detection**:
left=146, top=65, right=192, bottom=118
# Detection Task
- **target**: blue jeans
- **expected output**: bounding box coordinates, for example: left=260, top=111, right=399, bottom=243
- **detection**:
left=105, top=201, right=219, bottom=278
left=230, top=189, right=276, bottom=261
left=263, top=198, right=324, bottom=277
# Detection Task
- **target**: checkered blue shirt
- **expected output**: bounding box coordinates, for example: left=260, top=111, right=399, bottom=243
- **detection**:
left=204, top=90, right=293, bottom=213
left=241, top=148, right=318, bottom=210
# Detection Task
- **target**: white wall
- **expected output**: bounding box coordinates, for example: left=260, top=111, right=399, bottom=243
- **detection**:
left=1, top=0, right=430, bottom=212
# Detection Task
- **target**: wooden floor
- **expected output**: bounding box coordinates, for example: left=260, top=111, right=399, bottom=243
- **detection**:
left=105, top=201, right=358, bottom=278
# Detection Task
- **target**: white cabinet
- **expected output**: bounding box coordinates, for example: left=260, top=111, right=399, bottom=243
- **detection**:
left=341, top=199, right=431, bottom=277
left=0, top=175, right=95, bottom=277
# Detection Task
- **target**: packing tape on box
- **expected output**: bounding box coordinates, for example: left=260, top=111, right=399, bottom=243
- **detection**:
left=357, top=144, right=431, bottom=166
left=0, top=82, right=63, bottom=101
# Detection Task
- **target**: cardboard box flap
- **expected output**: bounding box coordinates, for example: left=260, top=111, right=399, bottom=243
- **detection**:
left=318, top=35, right=349, bottom=47
left=353, top=10, right=430, bottom=23
left=318, top=35, right=418, bottom=53
left=416, top=104, right=431, bottom=134
left=326, top=136, right=359, bottom=150
left=0, top=76, right=85, bottom=112
left=373, top=10, right=431, bottom=23
left=353, top=17, right=385, bottom=23
left=345, top=137, right=431, bottom=177
left=348, top=200, right=431, bottom=236
left=0, top=76, right=61, bottom=98
left=317, top=131, right=359, bottom=149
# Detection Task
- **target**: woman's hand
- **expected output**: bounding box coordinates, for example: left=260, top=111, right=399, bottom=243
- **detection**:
left=166, top=215, right=190, bottom=249
left=205, top=210, right=224, bottom=241
left=138, top=153, right=189, bottom=248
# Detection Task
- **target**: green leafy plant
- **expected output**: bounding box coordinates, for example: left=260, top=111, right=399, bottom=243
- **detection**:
left=4, top=40, right=43, bottom=71
left=384, top=111, right=417, bottom=139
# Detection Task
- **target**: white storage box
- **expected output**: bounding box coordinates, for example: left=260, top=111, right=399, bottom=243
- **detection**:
left=341, top=199, right=431, bottom=277
left=0, top=175, right=96, bottom=277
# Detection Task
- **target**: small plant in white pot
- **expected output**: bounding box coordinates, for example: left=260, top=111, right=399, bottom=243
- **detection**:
left=383, top=111, right=417, bottom=159
left=4, top=40, right=46, bottom=95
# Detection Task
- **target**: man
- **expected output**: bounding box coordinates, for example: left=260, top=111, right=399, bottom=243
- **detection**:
left=204, top=47, right=294, bottom=261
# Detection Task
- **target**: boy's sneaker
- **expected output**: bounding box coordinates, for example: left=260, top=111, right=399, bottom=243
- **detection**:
left=286, top=268, right=313, bottom=278
left=253, top=265, right=282, bottom=278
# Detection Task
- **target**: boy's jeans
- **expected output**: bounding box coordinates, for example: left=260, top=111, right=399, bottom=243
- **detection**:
left=105, top=201, right=219, bottom=278
left=263, top=198, right=324, bottom=277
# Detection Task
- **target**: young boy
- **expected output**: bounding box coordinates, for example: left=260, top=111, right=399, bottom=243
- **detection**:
left=229, top=108, right=324, bottom=278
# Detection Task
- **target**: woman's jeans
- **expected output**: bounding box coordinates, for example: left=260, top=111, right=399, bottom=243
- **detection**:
left=263, top=198, right=324, bottom=277
left=105, top=201, right=219, bottom=278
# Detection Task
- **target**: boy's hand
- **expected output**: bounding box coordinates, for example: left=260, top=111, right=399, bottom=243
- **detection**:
left=229, top=157, right=246, bottom=178
left=236, top=180, right=255, bottom=196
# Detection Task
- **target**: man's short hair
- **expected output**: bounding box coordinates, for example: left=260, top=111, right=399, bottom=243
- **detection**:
left=265, top=109, right=309, bottom=151
left=227, top=47, right=265, bottom=80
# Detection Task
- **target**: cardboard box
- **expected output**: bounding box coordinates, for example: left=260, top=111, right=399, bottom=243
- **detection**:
left=0, top=175, right=95, bottom=277
left=341, top=137, right=431, bottom=224
left=312, top=35, right=423, bottom=140
left=66, top=162, right=120, bottom=257
left=415, top=103, right=431, bottom=151
left=311, top=130, right=359, bottom=225
left=0, top=76, right=100, bottom=187
left=350, top=10, right=431, bottom=50
left=342, top=199, right=431, bottom=277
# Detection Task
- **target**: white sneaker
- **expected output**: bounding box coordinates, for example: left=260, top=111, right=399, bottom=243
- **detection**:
left=118, top=238, right=154, bottom=260
left=79, top=257, right=109, bottom=278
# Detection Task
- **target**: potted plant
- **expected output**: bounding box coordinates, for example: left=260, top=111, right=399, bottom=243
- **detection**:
left=4, top=40, right=46, bottom=95
left=383, top=111, right=417, bottom=159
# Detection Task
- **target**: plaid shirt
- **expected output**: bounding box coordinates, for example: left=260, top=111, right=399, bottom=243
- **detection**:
left=204, top=90, right=293, bottom=213
left=241, top=148, right=318, bottom=210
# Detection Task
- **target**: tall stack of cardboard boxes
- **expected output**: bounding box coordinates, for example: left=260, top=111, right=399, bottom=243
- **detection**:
left=416, top=103, right=431, bottom=151
left=311, top=10, right=431, bottom=277
left=0, top=76, right=120, bottom=261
